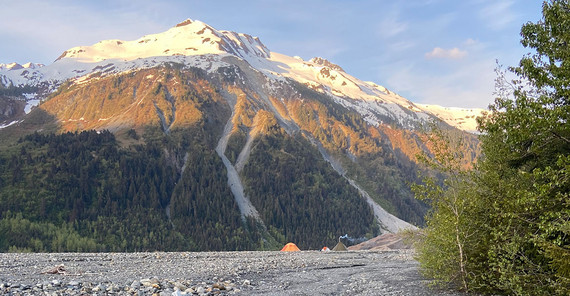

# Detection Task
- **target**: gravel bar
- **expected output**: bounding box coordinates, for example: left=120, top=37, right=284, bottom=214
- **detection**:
left=0, top=250, right=465, bottom=295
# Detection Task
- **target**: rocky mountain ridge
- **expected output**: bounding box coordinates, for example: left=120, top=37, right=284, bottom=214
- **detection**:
left=0, top=19, right=481, bottom=251
left=0, top=62, right=44, bottom=70
left=0, top=19, right=484, bottom=133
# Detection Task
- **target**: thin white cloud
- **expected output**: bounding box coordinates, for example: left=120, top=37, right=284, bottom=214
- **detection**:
left=389, top=41, right=417, bottom=52
left=385, top=56, right=497, bottom=108
left=425, top=47, right=468, bottom=59
left=478, top=0, right=517, bottom=30
left=463, top=38, right=478, bottom=46
left=376, top=14, right=408, bottom=38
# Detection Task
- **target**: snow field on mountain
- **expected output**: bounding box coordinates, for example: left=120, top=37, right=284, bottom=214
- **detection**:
left=417, top=104, right=485, bottom=133
left=0, top=18, right=483, bottom=133
left=0, top=18, right=484, bottom=232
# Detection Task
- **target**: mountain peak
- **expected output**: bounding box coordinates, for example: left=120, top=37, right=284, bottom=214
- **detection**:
left=1, top=19, right=482, bottom=134
left=0, top=63, right=23, bottom=70
left=54, top=18, right=270, bottom=63
left=0, top=62, right=44, bottom=71
left=170, top=18, right=215, bottom=35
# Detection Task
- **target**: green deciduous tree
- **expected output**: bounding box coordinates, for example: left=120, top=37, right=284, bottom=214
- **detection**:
left=475, top=1, right=570, bottom=294
left=415, top=1, right=570, bottom=295
left=413, top=126, right=482, bottom=292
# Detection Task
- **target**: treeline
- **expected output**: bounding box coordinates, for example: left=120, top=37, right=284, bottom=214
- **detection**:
left=0, top=122, right=377, bottom=252
left=0, top=128, right=258, bottom=252
left=290, top=80, right=428, bottom=225
left=0, top=84, right=38, bottom=96
left=242, top=126, right=379, bottom=250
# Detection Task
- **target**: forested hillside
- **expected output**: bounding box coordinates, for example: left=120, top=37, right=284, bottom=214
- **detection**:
left=0, top=129, right=261, bottom=251
left=0, top=42, right=478, bottom=252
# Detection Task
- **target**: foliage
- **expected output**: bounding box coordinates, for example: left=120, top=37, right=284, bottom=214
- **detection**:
left=474, top=2, right=570, bottom=293
left=412, top=126, right=481, bottom=291
left=289, top=81, right=429, bottom=225
left=0, top=128, right=257, bottom=251
left=225, top=130, right=247, bottom=164
left=242, top=125, right=379, bottom=249
left=415, top=1, right=570, bottom=294
left=0, top=116, right=385, bottom=252
left=166, top=127, right=260, bottom=251
left=0, top=84, right=38, bottom=97
left=0, top=211, right=101, bottom=252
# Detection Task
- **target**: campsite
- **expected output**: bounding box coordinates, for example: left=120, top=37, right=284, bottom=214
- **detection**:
left=2, top=1, right=567, bottom=294
left=0, top=234, right=465, bottom=295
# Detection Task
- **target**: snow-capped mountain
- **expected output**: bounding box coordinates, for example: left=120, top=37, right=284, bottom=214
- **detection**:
left=55, top=19, right=270, bottom=63
left=0, top=62, right=44, bottom=71
left=0, top=19, right=483, bottom=133
left=417, top=104, right=485, bottom=133
left=0, top=19, right=487, bottom=247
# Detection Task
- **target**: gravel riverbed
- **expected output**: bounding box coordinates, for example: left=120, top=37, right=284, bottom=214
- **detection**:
left=0, top=250, right=465, bottom=295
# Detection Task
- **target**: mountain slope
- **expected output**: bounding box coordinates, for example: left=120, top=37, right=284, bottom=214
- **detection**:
left=0, top=19, right=482, bottom=251
left=0, top=19, right=482, bottom=133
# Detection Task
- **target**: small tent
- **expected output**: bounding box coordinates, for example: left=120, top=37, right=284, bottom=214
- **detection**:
left=281, top=242, right=300, bottom=252
left=321, top=246, right=330, bottom=252
left=332, top=241, right=347, bottom=251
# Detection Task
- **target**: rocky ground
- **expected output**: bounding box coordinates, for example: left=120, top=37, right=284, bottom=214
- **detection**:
left=0, top=250, right=465, bottom=295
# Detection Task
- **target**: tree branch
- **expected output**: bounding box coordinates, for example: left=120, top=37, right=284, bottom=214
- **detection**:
left=551, top=130, right=570, bottom=144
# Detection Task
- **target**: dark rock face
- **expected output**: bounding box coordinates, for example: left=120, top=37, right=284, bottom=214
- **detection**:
left=0, top=96, right=25, bottom=123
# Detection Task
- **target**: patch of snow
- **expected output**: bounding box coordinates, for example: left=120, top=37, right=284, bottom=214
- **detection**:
left=53, top=18, right=268, bottom=65
left=0, top=120, right=20, bottom=129
left=22, top=93, right=36, bottom=99
left=0, top=62, right=23, bottom=70
left=24, top=99, right=40, bottom=114
left=0, top=62, right=44, bottom=71
left=216, top=91, right=263, bottom=222
left=417, top=104, right=485, bottom=133
left=22, top=62, right=44, bottom=69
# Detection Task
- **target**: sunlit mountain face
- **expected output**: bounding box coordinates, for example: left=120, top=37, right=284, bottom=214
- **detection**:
left=0, top=19, right=481, bottom=252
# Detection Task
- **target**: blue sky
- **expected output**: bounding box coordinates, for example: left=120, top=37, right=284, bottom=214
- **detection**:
left=1, top=0, right=543, bottom=108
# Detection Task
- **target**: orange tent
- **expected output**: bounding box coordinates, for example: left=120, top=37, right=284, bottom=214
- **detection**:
left=280, top=242, right=300, bottom=252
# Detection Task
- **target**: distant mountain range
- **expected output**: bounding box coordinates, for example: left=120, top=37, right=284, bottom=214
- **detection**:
left=0, top=19, right=481, bottom=251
